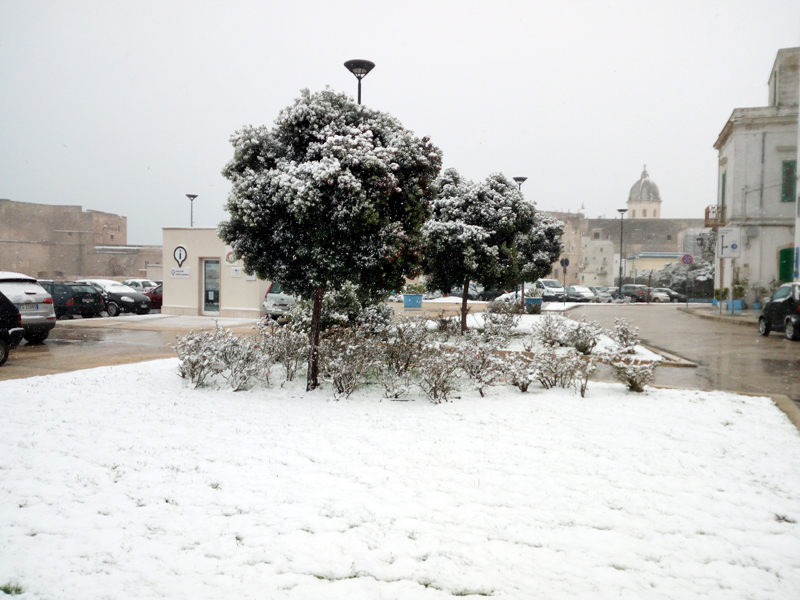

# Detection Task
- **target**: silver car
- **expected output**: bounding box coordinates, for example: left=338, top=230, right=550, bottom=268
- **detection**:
left=263, top=281, right=297, bottom=319
left=0, top=272, right=56, bottom=342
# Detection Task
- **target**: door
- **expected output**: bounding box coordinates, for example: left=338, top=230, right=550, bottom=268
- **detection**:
left=778, top=247, right=793, bottom=283
left=203, top=259, right=220, bottom=314
left=765, top=286, right=791, bottom=328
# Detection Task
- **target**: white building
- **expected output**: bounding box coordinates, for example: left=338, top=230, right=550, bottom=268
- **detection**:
left=711, top=47, right=798, bottom=298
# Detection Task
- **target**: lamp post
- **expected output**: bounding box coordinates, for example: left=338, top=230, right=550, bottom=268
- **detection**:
left=344, top=59, right=375, bottom=105
left=513, top=177, right=528, bottom=309
left=187, top=194, right=198, bottom=227
left=617, top=208, right=628, bottom=290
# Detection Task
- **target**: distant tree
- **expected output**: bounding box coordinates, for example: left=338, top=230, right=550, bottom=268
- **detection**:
left=421, top=169, right=535, bottom=331
left=515, top=212, right=565, bottom=308
left=219, top=89, right=442, bottom=390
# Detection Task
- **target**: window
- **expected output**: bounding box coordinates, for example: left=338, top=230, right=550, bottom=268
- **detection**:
left=667, top=235, right=672, bottom=240
left=593, top=232, right=600, bottom=239
left=631, top=210, right=635, bottom=218
left=554, top=268, right=559, bottom=278
left=643, top=209, right=647, bottom=217
left=781, top=160, right=796, bottom=202
left=600, top=247, right=603, bottom=252
left=110, top=234, right=115, bottom=240
left=721, top=171, right=727, bottom=206
left=654, top=210, right=657, bottom=218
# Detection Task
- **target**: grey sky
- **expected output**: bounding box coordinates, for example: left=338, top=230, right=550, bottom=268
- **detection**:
left=1, top=0, right=798, bottom=245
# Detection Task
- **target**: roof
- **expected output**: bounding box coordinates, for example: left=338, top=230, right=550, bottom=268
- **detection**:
left=628, top=166, right=661, bottom=203
left=0, top=271, right=36, bottom=282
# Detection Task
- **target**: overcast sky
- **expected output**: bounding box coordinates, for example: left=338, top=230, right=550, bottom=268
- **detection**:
left=1, top=1, right=798, bottom=246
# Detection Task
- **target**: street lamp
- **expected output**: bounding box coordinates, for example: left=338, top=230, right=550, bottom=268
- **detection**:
left=344, top=59, right=375, bottom=105
left=513, top=177, right=528, bottom=309
left=617, top=208, right=628, bottom=289
left=187, top=194, right=198, bottom=227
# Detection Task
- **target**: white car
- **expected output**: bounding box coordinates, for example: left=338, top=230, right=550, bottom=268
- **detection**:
left=0, top=272, right=56, bottom=343
left=263, top=281, right=297, bottom=319
left=648, top=289, right=671, bottom=303
left=533, top=279, right=566, bottom=301
left=122, top=278, right=159, bottom=293
left=566, top=286, right=596, bottom=302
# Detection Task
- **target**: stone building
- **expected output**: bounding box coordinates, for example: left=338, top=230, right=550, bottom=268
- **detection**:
left=710, top=47, right=799, bottom=295
left=544, top=166, right=706, bottom=287
left=0, top=198, right=162, bottom=280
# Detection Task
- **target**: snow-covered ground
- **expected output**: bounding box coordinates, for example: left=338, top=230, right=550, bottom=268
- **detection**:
left=2, top=359, right=800, bottom=599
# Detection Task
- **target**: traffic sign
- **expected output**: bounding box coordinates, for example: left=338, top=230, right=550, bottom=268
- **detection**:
left=682, top=254, right=693, bottom=265
left=717, top=227, right=742, bottom=258
left=560, top=257, right=570, bottom=268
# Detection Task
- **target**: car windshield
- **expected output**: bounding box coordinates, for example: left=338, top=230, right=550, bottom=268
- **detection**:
left=541, top=280, right=561, bottom=288
left=71, top=285, right=97, bottom=294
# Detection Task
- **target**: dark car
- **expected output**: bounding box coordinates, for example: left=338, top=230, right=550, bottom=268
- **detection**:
left=653, top=287, right=688, bottom=303
left=39, top=281, right=105, bottom=319
left=76, top=279, right=151, bottom=316
left=758, top=283, right=800, bottom=341
left=145, top=284, right=163, bottom=310
left=620, top=284, right=649, bottom=302
left=0, top=291, right=24, bottom=366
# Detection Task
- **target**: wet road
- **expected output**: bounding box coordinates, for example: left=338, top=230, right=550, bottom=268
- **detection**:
left=568, top=304, right=800, bottom=402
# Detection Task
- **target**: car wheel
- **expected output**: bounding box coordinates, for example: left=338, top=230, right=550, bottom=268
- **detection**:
left=106, top=302, right=120, bottom=317
left=0, top=338, right=9, bottom=367
left=671, top=298, right=678, bottom=303
left=786, top=319, right=800, bottom=341
left=758, top=317, right=770, bottom=337
left=629, top=296, right=637, bottom=303
left=24, top=331, right=49, bottom=344
left=653, top=297, right=660, bottom=303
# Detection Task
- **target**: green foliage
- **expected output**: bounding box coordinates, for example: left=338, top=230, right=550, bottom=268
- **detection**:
left=0, top=581, right=24, bottom=595
left=219, top=87, right=441, bottom=307
left=286, top=282, right=393, bottom=332
left=402, top=282, right=427, bottom=295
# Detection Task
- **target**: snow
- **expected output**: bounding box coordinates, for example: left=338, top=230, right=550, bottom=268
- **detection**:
left=2, top=360, right=800, bottom=598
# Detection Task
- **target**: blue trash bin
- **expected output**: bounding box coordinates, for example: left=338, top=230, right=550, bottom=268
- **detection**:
left=403, top=294, right=423, bottom=308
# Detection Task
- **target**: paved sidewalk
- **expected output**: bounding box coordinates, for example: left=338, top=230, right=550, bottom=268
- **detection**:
left=679, top=305, right=760, bottom=328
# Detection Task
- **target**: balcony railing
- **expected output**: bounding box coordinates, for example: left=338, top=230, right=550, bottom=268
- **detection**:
left=705, top=205, right=726, bottom=228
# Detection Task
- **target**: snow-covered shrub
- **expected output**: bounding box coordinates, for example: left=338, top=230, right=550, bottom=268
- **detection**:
left=611, top=318, right=638, bottom=354
left=574, top=356, right=597, bottom=398
left=433, top=310, right=461, bottom=340
left=260, top=323, right=308, bottom=384
left=355, top=303, right=394, bottom=332
left=504, top=352, right=538, bottom=393
left=174, top=326, right=227, bottom=388
left=530, top=346, right=584, bottom=390
left=458, top=332, right=506, bottom=397
left=374, top=316, right=429, bottom=399
left=525, top=301, right=542, bottom=315
left=285, top=282, right=393, bottom=333
left=217, top=332, right=261, bottom=392
left=561, top=315, right=603, bottom=355
left=319, top=326, right=378, bottom=399
left=481, top=310, right=518, bottom=345
left=609, top=357, right=661, bottom=393
left=486, top=298, right=524, bottom=315
left=414, top=341, right=462, bottom=403
left=532, top=312, right=568, bottom=347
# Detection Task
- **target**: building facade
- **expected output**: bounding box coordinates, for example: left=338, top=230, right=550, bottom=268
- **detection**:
left=0, top=198, right=162, bottom=280
left=711, top=47, right=799, bottom=297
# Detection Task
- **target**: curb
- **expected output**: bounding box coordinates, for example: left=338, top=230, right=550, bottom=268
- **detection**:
left=639, top=344, right=697, bottom=368
left=679, top=307, right=759, bottom=329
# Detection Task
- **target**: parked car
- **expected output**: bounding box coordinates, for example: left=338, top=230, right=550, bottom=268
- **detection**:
left=145, top=284, right=163, bottom=310
left=263, top=281, right=297, bottom=319
left=620, top=284, right=649, bottom=302
left=477, top=289, right=507, bottom=302
left=565, top=286, right=595, bottom=302
left=647, top=288, right=671, bottom=303
left=653, top=287, right=688, bottom=303
left=450, top=283, right=482, bottom=300
left=122, top=278, right=160, bottom=293
left=758, top=282, right=800, bottom=341
left=0, top=291, right=24, bottom=366
left=533, top=279, right=566, bottom=301
left=0, top=272, right=57, bottom=343
left=588, top=286, right=613, bottom=302
left=38, top=281, right=105, bottom=319
left=76, top=279, right=151, bottom=316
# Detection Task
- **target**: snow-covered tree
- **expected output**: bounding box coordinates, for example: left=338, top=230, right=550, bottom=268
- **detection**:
left=515, top=212, right=564, bottom=307
left=421, top=169, right=536, bottom=331
left=219, top=89, right=442, bottom=390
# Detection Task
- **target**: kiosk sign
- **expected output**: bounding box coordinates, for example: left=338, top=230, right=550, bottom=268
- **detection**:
left=173, top=246, right=188, bottom=267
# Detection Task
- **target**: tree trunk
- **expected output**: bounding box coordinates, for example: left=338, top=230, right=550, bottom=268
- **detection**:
left=520, top=282, right=525, bottom=312
left=306, top=286, right=325, bottom=391
left=461, top=278, right=470, bottom=333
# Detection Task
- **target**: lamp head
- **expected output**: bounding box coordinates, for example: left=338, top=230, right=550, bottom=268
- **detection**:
left=344, top=59, right=375, bottom=80
left=186, top=194, right=198, bottom=201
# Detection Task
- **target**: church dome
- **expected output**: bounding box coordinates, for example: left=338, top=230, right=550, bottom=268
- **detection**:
left=628, top=165, right=661, bottom=203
